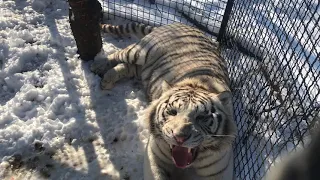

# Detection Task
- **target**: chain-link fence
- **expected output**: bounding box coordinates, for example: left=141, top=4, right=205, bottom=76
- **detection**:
left=100, top=0, right=320, bottom=179
left=100, top=0, right=228, bottom=37
left=220, top=0, right=320, bottom=179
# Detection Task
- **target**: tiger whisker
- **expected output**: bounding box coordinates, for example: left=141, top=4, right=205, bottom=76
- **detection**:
left=206, top=134, right=236, bottom=138
left=199, top=145, right=215, bottom=151
left=199, top=145, right=209, bottom=150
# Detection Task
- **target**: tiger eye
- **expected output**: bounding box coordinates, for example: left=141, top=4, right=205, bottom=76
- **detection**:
left=196, top=115, right=206, bottom=121
left=167, top=109, right=177, bottom=116
left=211, top=106, right=216, bottom=113
left=217, top=114, right=222, bottom=122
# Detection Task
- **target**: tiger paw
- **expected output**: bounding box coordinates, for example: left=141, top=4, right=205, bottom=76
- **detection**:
left=90, top=58, right=115, bottom=77
left=100, top=80, right=115, bottom=90
left=100, top=75, right=115, bottom=90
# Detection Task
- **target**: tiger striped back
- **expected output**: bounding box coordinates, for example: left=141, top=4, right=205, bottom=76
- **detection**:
left=139, top=23, right=228, bottom=100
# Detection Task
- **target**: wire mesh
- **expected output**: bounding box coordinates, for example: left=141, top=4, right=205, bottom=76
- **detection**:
left=220, top=0, right=320, bottom=179
left=101, top=0, right=320, bottom=179
left=99, top=0, right=228, bottom=37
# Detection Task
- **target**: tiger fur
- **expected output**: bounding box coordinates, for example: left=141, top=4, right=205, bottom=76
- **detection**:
left=91, top=22, right=237, bottom=180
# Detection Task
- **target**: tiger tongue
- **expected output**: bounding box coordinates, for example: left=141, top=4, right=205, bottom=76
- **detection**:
left=171, top=146, right=193, bottom=168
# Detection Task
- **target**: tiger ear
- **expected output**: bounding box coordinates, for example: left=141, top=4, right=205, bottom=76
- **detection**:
left=217, top=91, right=232, bottom=106
left=161, top=80, right=172, bottom=91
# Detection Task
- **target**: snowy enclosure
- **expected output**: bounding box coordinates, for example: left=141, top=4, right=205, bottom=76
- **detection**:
left=0, top=0, right=319, bottom=180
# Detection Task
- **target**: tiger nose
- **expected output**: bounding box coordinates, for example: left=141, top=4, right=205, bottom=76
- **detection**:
left=173, top=135, right=188, bottom=145
left=173, top=125, right=192, bottom=144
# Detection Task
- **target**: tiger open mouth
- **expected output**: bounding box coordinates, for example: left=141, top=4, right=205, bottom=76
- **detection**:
left=169, top=145, right=199, bottom=169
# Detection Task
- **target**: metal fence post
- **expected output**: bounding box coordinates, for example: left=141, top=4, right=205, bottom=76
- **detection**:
left=217, top=0, right=235, bottom=42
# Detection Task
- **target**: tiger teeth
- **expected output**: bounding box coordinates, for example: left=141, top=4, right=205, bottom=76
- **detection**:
left=188, top=148, right=191, bottom=153
left=170, top=145, right=173, bottom=149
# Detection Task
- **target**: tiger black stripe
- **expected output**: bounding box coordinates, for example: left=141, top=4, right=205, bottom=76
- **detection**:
left=131, top=22, right=137, bottom=34
left=193, top=133, right=202, bottom=139
left=208, top=120, right=214, bottom=127
left=149, top=107, right=156, bottom=131
left=183, top=83, right=208, bottom=91
left=197, top=150, right=228, bottom=169
left=211, top=105, right=216, bottom=113
left=134, top=32, right=171, bottom=63
left=125, top=23, right=130, bottom=34
left=213, top=116, right=222, bottom=135
left=101, top=24, right=107, bottom=32
left=156, top=104, right=165, bottom=121
left=142, top=52, right=184, bottom=79
left=173, top=69, right=220, bottom=84
left=193, top=93, right=210, bottom=106
left=147, top=61, right=217, bottom=93
left=148, top=49, right=214, bottom=72
left=151, top=146, right=170, bottom=165
left=196, top=149, right=217, bottom=162
left=154, top=141, right=171, bottom=160
left=119, top=25, right=124, bottom=34
left=151, top=61, right=218, bottom=85
left=200, top=124, right=211, bottom=134
left=126, top=46, right=134, bottom=63
left=222, top=116, right=230, bottom=136
left=158, top=100, right=170, bottom=122
left=133, top=49, right=140, bottom=64
left=139, top=24, right=146, bottom=35
left=217, top=114, right=223, bottom=123
left=191, top=99, right=199, bottom=107
left=141, top=51, right=175, bottom=72
left=143, top=33, right=192, bottom=61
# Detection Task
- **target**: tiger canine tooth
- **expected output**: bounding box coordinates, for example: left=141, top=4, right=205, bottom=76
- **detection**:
left=188, top=148, right=191, bottom=153
left=170, top=145, right=173, bottom=149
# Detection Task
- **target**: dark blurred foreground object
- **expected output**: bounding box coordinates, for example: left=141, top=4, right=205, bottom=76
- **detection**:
left=266, top=119, right=320, bottom=180
left=68, top=0, right=102, bottom=61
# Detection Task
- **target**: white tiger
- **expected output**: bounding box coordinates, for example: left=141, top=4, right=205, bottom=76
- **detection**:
left=91, top=22, right=237, bottom=180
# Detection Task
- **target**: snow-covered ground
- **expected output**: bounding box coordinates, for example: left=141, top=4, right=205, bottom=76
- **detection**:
left=0, top=0, right=149, bottom=179
left=0, top=0, right=319, bottom=179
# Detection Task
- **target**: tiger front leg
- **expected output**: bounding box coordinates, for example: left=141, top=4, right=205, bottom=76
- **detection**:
left=90, top=56, right=118, bottom=77
left=100, top=63, right=141, bottom=90
left=144, top=137, right=174, bottom=180
left=91, top=43, right=141, bottom=77
left=90, top=43, right=144, bottom=77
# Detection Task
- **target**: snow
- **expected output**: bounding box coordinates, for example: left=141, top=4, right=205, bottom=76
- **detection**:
left=0, top=0, right=318, bottom=179
left=0, top=0, right=148, bottom=179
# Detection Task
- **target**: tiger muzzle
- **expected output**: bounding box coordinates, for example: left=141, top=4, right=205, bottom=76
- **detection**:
left=169, top=144, right=199, bottom=169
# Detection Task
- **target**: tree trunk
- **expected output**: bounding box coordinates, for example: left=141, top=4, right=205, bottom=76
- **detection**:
left=68, top=0, right=102, bottom=61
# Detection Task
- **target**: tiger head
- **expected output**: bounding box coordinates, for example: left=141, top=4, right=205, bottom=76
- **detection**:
left=146, top=80, right=237, bottom=169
